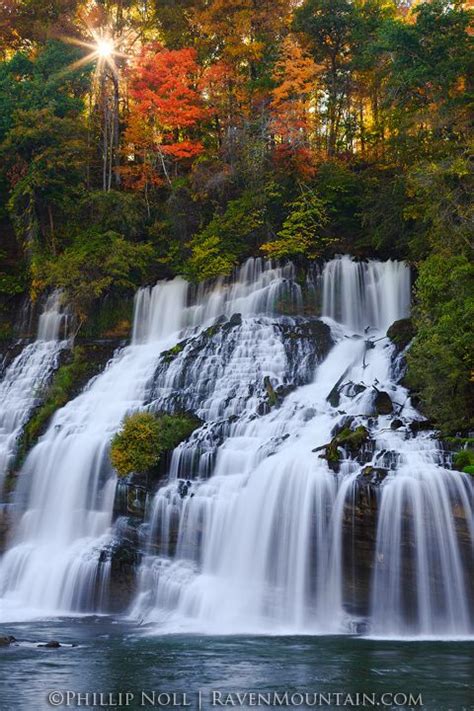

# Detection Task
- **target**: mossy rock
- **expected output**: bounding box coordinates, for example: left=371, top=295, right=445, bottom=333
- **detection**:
left=409, top=418, right=432, bottom=434
left=161, top=340, right=187, bottom=363
left=263, top=376, right=279, bottom=408
left=316, top=425, right=370, bottom=472
left=360, top=465, right=388, bottom=485
left=335, top=425, right=370, bottom=453
left=15, top=341, right=120, bottom=468
left=387, top=318, right=415, bottom=352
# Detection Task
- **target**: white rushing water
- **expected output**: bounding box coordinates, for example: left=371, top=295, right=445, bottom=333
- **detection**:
left=131, top=257, right=472, bottom=636
left=0, top=293, right=68, bottom=497
left=0, top=262, right=298, bottom=619
left=0, top=257, right=472, bottom=637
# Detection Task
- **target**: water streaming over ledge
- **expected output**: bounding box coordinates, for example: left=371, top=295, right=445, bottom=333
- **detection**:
left=0, top=292, right=68, bottom=497
left=0, top=258, right=472, bottom=637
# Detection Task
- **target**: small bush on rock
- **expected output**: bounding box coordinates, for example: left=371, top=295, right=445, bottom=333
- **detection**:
left=110, top=411, right=199, bottom=478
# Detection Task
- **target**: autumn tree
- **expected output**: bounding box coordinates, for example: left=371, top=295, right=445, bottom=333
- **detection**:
left=193, top=0, right=290, bottom=134
left=0, top=0, right=81, bottom=46
left=123, top=43, right=205, bottom=203
left=270, top=35, right=320, bottom=176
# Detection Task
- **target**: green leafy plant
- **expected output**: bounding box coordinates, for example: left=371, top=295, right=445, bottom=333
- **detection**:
left=34, top=230, right=153, bottom=322
left=453, top=449, right=474, bottom=474
left=261, top=187, right=331, bottom=259
left=110, top=411, right=200, bottom=478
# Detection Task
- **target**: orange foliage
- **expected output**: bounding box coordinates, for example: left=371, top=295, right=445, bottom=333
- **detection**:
left=123, top=43, right=206, bottom=189
left=270, top=36, right=320, bottom=176
left=193, top=0, right=290, bottom=66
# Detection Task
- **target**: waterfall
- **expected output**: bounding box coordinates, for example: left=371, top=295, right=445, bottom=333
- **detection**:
left=0, top=292, right=68, bottom=497
left=0, top=262, right=296, bottom=619
left=1, top=257, right=471, bottom=637
left=0, top=277, right=192, bottom=617
left=322, top=255, right=411, bottom=332
left=371, top=444, right=473, bottom=637
left=131, top=257, right=472, bottom=637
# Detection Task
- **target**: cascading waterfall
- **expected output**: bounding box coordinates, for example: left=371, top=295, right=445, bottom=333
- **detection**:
left=131, top=257, right=473, bottom=637
left=0, top=257, right=472, bottom=637
left=0, top=292, right=68, bottom=497
left=0, top=261, right=298, bottom=619
left=371, top=441, right=473, bottom=637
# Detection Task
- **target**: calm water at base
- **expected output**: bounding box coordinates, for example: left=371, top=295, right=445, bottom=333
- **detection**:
left=0, top=617, right=472, bottom=711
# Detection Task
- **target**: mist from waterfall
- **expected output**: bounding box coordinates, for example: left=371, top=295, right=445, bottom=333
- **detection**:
left=0, top=292, right=68, bottom=497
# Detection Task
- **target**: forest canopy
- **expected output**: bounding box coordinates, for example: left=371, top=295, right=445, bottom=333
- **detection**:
left=0, top=0, right=472, bottom=432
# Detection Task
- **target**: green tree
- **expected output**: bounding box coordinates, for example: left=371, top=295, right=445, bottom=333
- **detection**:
left=0, top=41, right=90, bottom=142
left=379, top=0, right=473, bottom=160
left=0, top=108, right=87, bottom=254
left=407, top=254, right=474, bottom=434
left=294, top=0, right=356, bottom=154
left=261, top=188, right=331, bottom=259
left=184, top=192, right=266, bottom=281
left=35, top=229, right=153, bottom=322
left=404, top=151, right=472, bottom=258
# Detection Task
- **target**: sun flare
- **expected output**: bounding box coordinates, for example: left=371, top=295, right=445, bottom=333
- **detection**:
left=96, top=38, right=114, bottom=58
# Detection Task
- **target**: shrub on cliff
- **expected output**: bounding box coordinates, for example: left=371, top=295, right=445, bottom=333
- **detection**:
left=110, top=411, right=199, bottom=478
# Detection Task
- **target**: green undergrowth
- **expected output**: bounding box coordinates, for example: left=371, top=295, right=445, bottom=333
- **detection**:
left=453, top=449, right=474, bottom=476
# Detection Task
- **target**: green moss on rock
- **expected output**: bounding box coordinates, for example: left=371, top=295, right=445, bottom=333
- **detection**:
left=110, top=411, right=200, bottom=478
left=15, top=342, right=120, bottom=468
left=18, top=347, right=90, bottom=460
left=161, top=340, right=187, bottom=363
left=316, top=425, right=370, bottom=472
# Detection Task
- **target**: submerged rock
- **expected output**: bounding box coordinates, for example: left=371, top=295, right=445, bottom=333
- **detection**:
left=0, top=635, right=16, bottom=646
left=37, top=640, right=61, bottom=648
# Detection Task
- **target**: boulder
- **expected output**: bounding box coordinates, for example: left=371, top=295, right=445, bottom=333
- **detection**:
left=409, top=418, right=432, bottom=434
left=373, top=390, right=393, bottom=415
left=386, top=318, right=415, bottom=353
left=316, top=425, right=371, bottom=473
